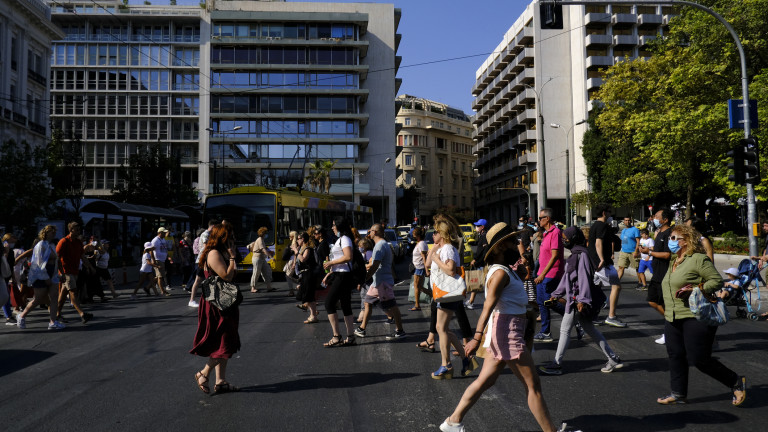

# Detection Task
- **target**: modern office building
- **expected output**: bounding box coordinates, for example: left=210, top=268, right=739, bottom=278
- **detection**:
left=49, top=0, right=401, bottom=221
left=472, top=1, right=674, bottom=224
left=395, top=94, right=475, bottom=223
left=1, top=0, right=64, bottom=148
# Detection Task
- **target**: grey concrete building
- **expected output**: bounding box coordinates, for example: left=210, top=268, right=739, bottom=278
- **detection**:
left=49, top=0, right=401, bottom=222
left=472, top=1, right=673, bottom=224
left=1, top=0, right=64, bottom=148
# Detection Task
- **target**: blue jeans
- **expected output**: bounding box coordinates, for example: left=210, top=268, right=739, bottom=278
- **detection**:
left=536, top=277, right=564, bottom=334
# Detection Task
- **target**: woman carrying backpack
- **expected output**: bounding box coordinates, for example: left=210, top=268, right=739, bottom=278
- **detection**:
left=538, top=227, right=624, bottom=376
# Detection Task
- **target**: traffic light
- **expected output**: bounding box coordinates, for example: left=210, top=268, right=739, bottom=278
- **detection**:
left=727, top=143, right=745, bottom=185
left=540, top=3, right=563, bottom=29
left=743, top=136, right=760, bottom=184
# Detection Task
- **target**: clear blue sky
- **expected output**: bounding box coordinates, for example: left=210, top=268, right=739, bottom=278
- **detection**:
left=143, top=0, right=533, bottom=115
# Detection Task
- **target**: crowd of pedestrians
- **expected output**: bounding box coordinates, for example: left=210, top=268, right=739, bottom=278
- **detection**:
left=3, top=203, right=759, bottom=430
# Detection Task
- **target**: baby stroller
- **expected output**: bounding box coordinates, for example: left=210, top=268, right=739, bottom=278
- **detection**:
left=728, top=259, right=763, bottom=320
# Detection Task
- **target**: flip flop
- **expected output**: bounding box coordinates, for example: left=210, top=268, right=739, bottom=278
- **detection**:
left=409, top=306, right=421, bottom=311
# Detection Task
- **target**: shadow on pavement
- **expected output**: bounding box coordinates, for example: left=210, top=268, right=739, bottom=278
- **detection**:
left=567, top=410, right=739, bottom=432
left=242, top=372, right=419, bottom=393
left=0, top=350, right=56, bottom=378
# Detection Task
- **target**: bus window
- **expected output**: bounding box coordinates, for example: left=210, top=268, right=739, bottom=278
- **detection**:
left=203, top=194, right=276, bottom=245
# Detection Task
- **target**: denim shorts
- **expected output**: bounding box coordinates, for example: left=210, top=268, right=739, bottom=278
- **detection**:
left=413, top=267, right=426, bottom=277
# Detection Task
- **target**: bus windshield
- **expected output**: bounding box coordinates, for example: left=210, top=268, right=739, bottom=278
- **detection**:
left=204, top=194, right=276, bottom=246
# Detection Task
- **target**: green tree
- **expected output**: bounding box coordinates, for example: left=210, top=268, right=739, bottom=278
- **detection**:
left=0, top=139, right=54, bottom=237
left=589, top=0, right=768, bottom=217
left=46, top=129, right=86, bottom=215
left=305, top=160, right=336, bottom=194
left=112, top=144, right=199, bottom=207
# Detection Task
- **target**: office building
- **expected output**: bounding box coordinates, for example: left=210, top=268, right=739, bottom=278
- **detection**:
left=49, top=0, right=401, bottom=222
left=472, top=1, right=673, bottom=224
left=1, top=0, right=64, bottom=148
left=395, top=94, right=475, bottom=223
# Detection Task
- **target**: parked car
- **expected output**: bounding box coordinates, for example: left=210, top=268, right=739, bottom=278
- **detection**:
left=425, top=229, right=472, bottom=266
left=459, top=224, right=478, bottom=245
left=396, top=225, right=411, bottom=240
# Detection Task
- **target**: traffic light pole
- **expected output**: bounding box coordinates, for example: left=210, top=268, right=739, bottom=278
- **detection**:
left=541, top=0, right=758, bottom=256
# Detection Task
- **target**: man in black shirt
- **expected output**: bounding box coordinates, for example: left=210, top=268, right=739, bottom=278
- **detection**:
left=641, top=208, right=673, bottom=344
left=588, top=203, right=627, bottom=328
left=466, top=219, right=489, bottom=309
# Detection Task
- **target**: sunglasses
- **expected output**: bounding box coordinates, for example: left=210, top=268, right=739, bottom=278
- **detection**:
left=669, top=235, right=684, bottom=241
left=538, top=216, right=548, bottom=220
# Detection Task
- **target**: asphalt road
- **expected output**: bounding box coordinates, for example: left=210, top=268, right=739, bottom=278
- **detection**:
left=1, top=259, right=766, bottom=432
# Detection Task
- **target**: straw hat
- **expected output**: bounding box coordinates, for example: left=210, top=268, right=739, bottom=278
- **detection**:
left=484, top=222, right=519, bottom=261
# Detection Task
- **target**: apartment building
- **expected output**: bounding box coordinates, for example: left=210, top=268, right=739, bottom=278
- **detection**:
left=49, top=0, right=401, bottom=221
left=1, top=0, right=64, bottom=148
left=395, top=94, right=475, bottom=223
left=472, top=1, right=673, bottom=224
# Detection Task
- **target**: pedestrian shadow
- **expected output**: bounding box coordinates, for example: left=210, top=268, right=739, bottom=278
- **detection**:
left=240, top=372, right=419, bottom=393
left=687, top=383, right=768, bottom=409
left=0, top=350, right=56, bottom=378
left=566, top=410, right=739, bottom=432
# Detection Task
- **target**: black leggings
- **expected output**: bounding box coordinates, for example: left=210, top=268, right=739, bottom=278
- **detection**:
left=429, top=300, right=473, bottom=339
left=325, top=272, right=354, bottom=316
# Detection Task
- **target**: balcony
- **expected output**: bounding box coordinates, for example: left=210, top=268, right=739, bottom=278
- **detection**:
left=614, top=55, right=637, bottom=64
left=28, top=70, right=47, bottom=86
left=639, top=35, right=657, bottom=46
left=585, top=13, right=611, bottom=26
left=515, top=27, right=534, bottom=47
left=586, top=56, right=613, bottom=69
left=613, top=34, right=638, bottom=46
left=638, top=14, right=663, bottom=26
left=12, top=111, right=27, bottom=126
left=612, top=14, right=637, bottom=26
left=587, top=77, right=604, bottom=89
left=522, top=129, right=537, bottom=142
left=29, top=121, right=46, bottom=135
left=585, top=34, right=612, bottom=46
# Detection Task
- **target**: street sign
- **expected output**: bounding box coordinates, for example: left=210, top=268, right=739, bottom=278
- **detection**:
left=728, top=99, right=758, bottom=129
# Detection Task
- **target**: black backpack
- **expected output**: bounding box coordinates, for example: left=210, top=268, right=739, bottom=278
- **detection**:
left=348, top=247, right=368, bottom=286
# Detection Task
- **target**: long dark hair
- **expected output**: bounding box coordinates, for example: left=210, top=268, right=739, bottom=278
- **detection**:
left=333, top=216, right=352, bottom=239
left=198, top=224, right=231, bottom=267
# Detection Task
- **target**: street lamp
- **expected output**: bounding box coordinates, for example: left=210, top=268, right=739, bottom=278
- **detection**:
left=496, top=187, right=531, bottom=220
left=205, top=125, right=242, bottom=194
left=550, top=119, right=586, bottom=226
left=381, top=157, right=391, bottom=223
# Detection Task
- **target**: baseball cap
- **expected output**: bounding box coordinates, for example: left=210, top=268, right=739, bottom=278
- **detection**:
left=157, top=227, right=169, bottom=233
left=723, top=268, right=739, bottom=277
left=473, top=219, right=487, bottom=226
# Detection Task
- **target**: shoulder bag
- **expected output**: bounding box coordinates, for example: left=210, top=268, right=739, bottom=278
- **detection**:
left=200, top=273, right=242, bottom=311
left=432, top=266, right=466, bottom=303
left=689, top=286, right=728, bottom=326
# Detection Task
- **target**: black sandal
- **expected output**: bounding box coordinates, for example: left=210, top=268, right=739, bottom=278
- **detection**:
left=213, top=381, right=239, bottom=394
left=417, top=340, right=435, bottom=353
left=324, top=335, right=343, bottom=348
left=195, top=371, right=210, bottom=394
left=657, top=394, right=687, bottom=405
left=343, top=335, right=356, bottom=346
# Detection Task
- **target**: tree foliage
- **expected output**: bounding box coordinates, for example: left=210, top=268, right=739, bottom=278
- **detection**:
left=112, top=144, right=199, bottom=207
left=0, top=139, right=53, bottom=236
left=585, top=0, right=768, bottom=217
left=305, top=159, right=336, bottom=194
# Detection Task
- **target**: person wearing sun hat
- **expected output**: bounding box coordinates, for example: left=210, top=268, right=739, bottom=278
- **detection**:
left=131, top=242, right=160, bottom=298
left=440, top=222, right=560, bottom=432
left=466, top=218, right=489, bottom=310
left=151, top=227, right=170, bottom=295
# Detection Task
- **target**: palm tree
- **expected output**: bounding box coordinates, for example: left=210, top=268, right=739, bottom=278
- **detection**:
left=319, top=159, right=336, bottom=194
left=306, top=159, right=336, bottom=194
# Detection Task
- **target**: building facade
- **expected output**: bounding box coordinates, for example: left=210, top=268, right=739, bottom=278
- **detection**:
left=49, top=0, right=401, bottom=222
left=1, top=0, right=64, bottom=148
left=395, top=94, right=475, bottom=224
left=472, top=1, right=673, bottom=224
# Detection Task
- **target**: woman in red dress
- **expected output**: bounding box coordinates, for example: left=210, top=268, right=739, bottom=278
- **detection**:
left=191, top=224, right=241, bottom=394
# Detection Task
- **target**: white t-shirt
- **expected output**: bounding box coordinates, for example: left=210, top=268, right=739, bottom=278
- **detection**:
left=96, top=250, right=110, bottom=269
left=639, top=238, right=654, bottom=261
left=412, top=240, right=428, bottom=270
left=140, top=252, right=153, bottom=273
left=330, top=235, right=353, bottom=272
left=430, top=244, right=460, bottom=277
left=151, top=236, right=168, bottom=261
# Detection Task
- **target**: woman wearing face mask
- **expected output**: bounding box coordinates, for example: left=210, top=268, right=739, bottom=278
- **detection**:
left=656, top=224, right=745, bottom=406
left=538, top=227, right=623, bottom=375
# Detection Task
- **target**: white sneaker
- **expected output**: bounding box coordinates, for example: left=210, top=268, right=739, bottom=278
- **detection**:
left=655, top=334, right=666, bottom=345
left=188, top=300, right=199, bottom=308
left=440, top=418, right=465, bottom=432
left=17, top=317, right=26, bottom=329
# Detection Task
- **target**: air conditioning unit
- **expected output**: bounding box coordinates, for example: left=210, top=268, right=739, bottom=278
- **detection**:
left=266, top=36, right=273, bottom=40
left=274, top=37, right=281, bottom=40
left=320, top=37, right=329, bottom=41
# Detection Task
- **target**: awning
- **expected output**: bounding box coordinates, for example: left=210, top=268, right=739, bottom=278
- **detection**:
left=80, top=200, right=189, bottom=220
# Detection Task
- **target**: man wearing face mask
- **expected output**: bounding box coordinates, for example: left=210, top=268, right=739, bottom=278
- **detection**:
left=533, top=208, right=565, bottom=342
left=588, top=203, right=627, bottom=328
left=642, top=208, right=673, bottom=344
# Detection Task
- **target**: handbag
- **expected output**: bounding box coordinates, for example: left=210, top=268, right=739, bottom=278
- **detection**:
left=431, top=266, right=466, bottom=302
left=689, top=286, right=728, bottom=326
left=200, top=275, right=242, bottom=311
left=465, top=266, right=484, bottom=293
left=408, top=261, right=416, bottom=274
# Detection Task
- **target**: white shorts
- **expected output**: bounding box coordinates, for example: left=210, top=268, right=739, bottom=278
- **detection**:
left=594, top=265, right=620, bottom=287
